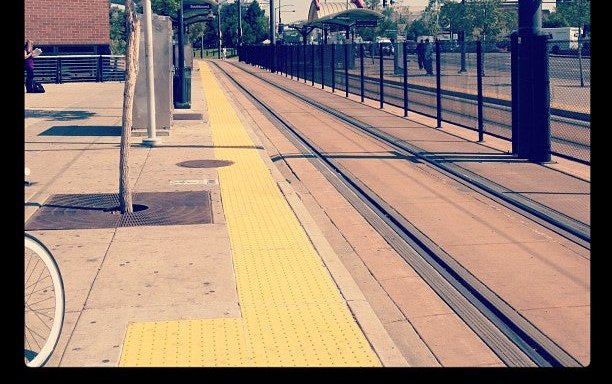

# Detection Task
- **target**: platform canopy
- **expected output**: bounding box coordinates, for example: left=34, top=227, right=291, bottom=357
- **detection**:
left=314, top=8, right=383, bottom=31
left=299, top=0, right=384, bottom=34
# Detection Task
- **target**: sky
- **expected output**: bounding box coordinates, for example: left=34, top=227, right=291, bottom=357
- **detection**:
left=251, top=0, right=556, bottom=24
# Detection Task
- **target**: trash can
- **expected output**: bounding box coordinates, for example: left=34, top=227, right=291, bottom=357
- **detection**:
left=173, top=66, right=191, bottom=109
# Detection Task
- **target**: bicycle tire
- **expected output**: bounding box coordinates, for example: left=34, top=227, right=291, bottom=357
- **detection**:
left=24, top=233, right=65, bottom=367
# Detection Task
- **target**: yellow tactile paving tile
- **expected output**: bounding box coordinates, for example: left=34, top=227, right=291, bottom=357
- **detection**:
left=120, top=61, right=380, bottom=367
left=120, top=319, right=249, bottom=367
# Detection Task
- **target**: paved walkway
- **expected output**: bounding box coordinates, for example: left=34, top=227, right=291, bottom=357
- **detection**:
left=23, top=57, right=590, bottom=368
left=24, top=61, right=405, bottom=367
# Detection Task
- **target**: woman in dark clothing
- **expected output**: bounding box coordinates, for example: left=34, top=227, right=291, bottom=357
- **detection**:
left=24, top=39, right=35, bottom=92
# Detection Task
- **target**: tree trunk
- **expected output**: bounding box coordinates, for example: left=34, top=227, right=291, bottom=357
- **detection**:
left=119, top=0, right=140, bottom=214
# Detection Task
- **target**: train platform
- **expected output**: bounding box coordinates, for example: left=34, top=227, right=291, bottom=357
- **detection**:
left=23, top=58, right=590, bottom=368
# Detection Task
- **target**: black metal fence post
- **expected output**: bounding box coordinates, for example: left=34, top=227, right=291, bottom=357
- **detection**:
left=303, top=42, right=307, bottom=83
left=476, top=41, right=484, bottom=142
left=312, top=44, right=315, bottom=86
left=403, top=41, right=408, bottom=117
left=57, top=57, right=62, bottom=84
left=97, top=55, right=103, bottom=82
left=295, top=46, right=300, bottom=81
left=435, top=40, right=442, bottom=128
left=344, top=43, right=349, bottom=97
left=321, top=43, right=325, bottom=89
left=360, top=43, right=364, bottom=102
left=379, top=43, right=384, bottom=109
left=290, top=46, right=294, bottom=79
left=511, top=33, right=519, bottom=155
left=331, top=44, right=336, bottom=92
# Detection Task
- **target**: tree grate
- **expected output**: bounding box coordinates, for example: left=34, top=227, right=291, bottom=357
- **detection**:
left=24, top=191, right=212, bottom=230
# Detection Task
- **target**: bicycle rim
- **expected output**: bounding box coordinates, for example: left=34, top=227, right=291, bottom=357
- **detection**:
left=24, top=233, right=65, bottom=367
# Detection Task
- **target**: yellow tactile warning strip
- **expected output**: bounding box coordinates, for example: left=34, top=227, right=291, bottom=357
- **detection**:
left=119, top=61, right=380, bottom=367
left=121, top=319, right=249, bottom=366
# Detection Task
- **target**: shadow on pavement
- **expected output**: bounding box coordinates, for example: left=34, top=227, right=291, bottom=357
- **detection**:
left=39, top=125, right=121, bottom=136
left=25, top=109, right=97, bottom=121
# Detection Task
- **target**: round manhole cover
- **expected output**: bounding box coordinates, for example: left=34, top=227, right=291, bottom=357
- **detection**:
left=177, top=160, right=234, bottom=168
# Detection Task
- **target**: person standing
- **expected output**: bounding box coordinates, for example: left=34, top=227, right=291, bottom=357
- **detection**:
left=24, top=39, right=36, bottom=92
left=416, top=39, right=424, bottom=70
left=423, top=38, right=434, bottom=76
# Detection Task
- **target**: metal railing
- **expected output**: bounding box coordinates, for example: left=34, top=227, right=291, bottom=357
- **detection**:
left=239, top=41, right=590, bottom=165
left=28, top=55, right=127, bottom=84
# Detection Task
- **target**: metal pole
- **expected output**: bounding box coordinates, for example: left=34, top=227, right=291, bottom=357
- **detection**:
left=435, top=40, right=442, bottom=128
left=312, top=43, right=315, bottom=86
left=176, top=0, right=189, bottom=108
left=142, top=0, right=160, bottom=145
left=517, top=0, right=550, bottom=162
left=403, top=41, right=408, bottom=117
left=217, top=5, right=221, bottom=59
left=459, top=0, right=466, bottom=73
left=270, top=0, right=276, bottom=73
left=530, top=34, right=551, bottom=163
left=303, top=39, right=307, bottom=83
left=511, top=32, right=519, bottom=155
left=379, top=43, right=384, bottom=108
left=476, top=40, right=484, bottom=142
left=360, top=43, right=364, bottom=102
left=344, top=43, right=349, bottom=97
left=578, top=0, right=584, bottom=87
left=238, top=0, right=242, bottom=47
left=331, top=43, right=335, bottom=92
left=321, top=42, right=325, bottom=89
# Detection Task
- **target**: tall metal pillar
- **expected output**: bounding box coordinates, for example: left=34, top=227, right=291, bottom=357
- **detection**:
left=270, top=0, right=276, bottom=73
left=515, top=0, right=550, bottom=162
left=176, top=0, right=190, bottom=108
left=238, top=0, right=242, bottom=46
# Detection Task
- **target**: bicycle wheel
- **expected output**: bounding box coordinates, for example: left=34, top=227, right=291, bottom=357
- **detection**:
left=24, top=233, right=65, bottom=367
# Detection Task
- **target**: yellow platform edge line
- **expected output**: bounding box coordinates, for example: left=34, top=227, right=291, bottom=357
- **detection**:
left=119, top=61, right=380, bottom=367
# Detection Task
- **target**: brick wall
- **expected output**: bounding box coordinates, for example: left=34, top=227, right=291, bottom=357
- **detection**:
left=24, top=0, right=110, bottom=45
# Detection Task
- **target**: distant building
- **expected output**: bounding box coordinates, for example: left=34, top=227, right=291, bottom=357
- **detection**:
left=24, top=0, right=110, bottom=55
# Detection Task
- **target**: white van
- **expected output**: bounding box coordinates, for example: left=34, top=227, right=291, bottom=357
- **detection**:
left=542, top=27, right=580, bottom=53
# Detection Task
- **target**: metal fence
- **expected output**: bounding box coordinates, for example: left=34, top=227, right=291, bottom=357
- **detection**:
left=547, top=40, right=590, bottom=164
left=239, top=41, right=591, bottom=165
left=28, top=55, right=127, bottom=84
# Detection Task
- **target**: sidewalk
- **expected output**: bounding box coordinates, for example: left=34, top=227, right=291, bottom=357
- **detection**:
left=24, top=62, right=405, bottom=367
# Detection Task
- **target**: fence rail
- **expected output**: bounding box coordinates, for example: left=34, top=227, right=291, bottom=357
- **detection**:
left=239, top=41, right=590, bottom=165
left=29, top=55, right=127, bottom=84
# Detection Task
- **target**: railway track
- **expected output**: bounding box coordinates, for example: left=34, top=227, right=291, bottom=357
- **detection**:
left=212, top=61, right=586, bottom=367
